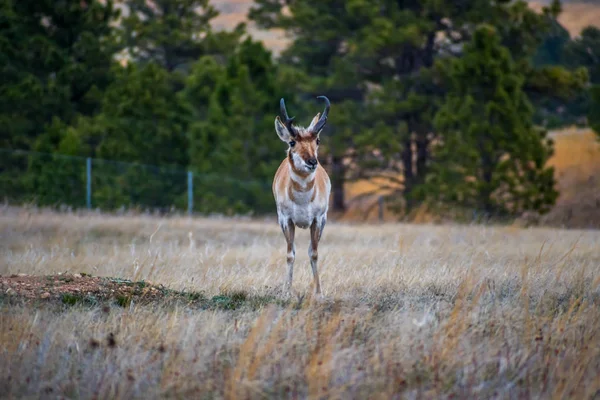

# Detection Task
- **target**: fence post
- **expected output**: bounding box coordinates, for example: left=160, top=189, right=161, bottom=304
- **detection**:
left=86, top=157, right=92, bottom=210
left=187, top=171, right=193, bottom=216
left=378, top=196, right=384, bottom=222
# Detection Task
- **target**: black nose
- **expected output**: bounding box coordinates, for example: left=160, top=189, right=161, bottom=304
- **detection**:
left=307, top=158, right=318, bottom=167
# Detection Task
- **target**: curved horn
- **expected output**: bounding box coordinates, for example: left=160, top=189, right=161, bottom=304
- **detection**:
left=312, top=95, right=331, bottom=133
left=279, top=98, right=297, bottom=137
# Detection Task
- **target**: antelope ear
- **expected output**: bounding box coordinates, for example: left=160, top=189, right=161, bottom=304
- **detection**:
left=275, top=116, right=293, bottom=142
left=307, top=112, right=321, bottom=132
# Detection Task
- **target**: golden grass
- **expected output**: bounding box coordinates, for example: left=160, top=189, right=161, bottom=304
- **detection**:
left=542, top=128, right=600, bottom=228
left=529, top=1, right=600, bottom=36
left=548, top=128, right=600, bottom=184
left=1, top=207, right=600, bottom=398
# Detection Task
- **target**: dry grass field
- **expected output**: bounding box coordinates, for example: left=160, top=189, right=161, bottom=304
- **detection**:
left=1, top=206, right=600, bottom=399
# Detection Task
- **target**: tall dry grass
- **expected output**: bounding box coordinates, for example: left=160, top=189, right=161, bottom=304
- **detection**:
left=1, top=206, right=600, bottom=398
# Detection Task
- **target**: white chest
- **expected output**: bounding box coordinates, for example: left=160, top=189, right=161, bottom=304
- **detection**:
left=275, top=168, right=329, bottom=230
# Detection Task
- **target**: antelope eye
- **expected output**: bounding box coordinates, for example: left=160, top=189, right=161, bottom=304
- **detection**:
left=289, top=140, right=296, bottom=147
left=316, top=138, right=320, bottom=145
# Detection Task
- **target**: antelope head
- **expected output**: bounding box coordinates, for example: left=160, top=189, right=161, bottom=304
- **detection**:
left=275, top=96, right=330, bottom=174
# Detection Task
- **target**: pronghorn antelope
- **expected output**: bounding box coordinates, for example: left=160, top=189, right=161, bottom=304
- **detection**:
left=272, top=96, right=332, bottom=295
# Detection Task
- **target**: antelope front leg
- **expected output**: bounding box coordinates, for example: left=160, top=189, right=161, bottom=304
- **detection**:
left=280, top=218, right=295, bottom=294
left=309, top=217, right=326, bottom=295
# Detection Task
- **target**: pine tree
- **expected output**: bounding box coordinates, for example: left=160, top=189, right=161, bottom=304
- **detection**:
left=118, top=0, right=243, bottom=73
left=532, top=18, right=570, bottom=67
left=63, top=63, right=191, bottom=210
left=249, top=0, right=389, bottom=212
left=0, top=0, right=119, bottom=207
left=0, top=0, right=119, bottom=150
left=563, top=26, right=600, bottom=133
left=421, top=25, right=558, bottom=219
left=249, top=0, right=579, bottom=214
left=183, top=38, right=290, bottom=214
left=563, top=26, right=600, bottom=85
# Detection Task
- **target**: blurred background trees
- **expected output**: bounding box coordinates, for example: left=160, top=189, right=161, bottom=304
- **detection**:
left=0, top=0, right=598, bottom=221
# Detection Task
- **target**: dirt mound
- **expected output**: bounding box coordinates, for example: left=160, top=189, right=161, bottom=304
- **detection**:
left=0, top=273, right=170, bottom=306
left=0, top=273, right=282, bottom=310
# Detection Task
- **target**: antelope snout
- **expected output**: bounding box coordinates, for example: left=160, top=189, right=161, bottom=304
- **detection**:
left=306, top=158, right=318, bottom=169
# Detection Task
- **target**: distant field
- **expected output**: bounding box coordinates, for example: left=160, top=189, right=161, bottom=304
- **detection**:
left=529, top=1, right=600, bottom=36
left=1, top=208, right=600, bottom=398
left=541, top=128, right=600, bottom=228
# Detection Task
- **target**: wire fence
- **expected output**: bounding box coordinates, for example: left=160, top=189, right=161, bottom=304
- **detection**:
left=0, top=149, right=274, bottom=215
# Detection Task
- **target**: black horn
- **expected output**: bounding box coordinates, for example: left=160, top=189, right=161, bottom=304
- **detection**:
left=312, top=95, right=330, bottom=133
left=280, top=98, right=297, bottom=137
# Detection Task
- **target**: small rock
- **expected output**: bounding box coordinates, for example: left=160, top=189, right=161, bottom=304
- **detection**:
left=73, top=288, right=80, bottom=292
left=73, top=273, right=82, bottom=278
left=17, top=273, right=28, bottom=277
left=6, top=288, right=16, bottom=295
left=40, top=292, right=51, bottom=299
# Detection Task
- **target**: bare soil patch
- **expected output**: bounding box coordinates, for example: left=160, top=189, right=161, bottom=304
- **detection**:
left=0, top=273, right=278, bottom=310
left=1, top=273, right=169, bottom=305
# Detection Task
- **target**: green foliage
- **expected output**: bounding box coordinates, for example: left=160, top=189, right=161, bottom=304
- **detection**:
left=2, top=0, right=596, bottom=221
left=183, top=38, right=289, bottom=214
left=0, top=0, right=119, bottom=150
left=118, top=0, right=243, bottom=73
left=66, top=63, right=191, bottom=211
left=250, top=0, right=578, bottom=214
left=527, top=22, right=597, bottom=129
left=0, top=0, right=119, bottom=207
left=548, top=26, right=600, bottom=130
left=563, top=26, right=600, bottom=85
left=249, top=0, right=399, bottom=211
left=532, top=18, right=570, bottom=67
left=421, top=25, right=558, bottom=218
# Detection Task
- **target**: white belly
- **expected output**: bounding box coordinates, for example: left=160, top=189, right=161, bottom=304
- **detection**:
left=291, top=204, right=314, bottom=229
left=278, top=200, right=325, bottom=229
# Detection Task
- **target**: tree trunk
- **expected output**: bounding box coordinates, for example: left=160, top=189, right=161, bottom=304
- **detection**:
left=331, top=155, right=345, bottom=212
left=415, top=135, right=429, bottom=184
left=401, top=138, right=414, bottom=212
left=481, top=158, right=494, bottom=217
